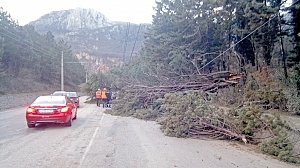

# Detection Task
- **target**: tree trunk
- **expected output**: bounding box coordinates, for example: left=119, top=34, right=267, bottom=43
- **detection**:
left=279, top=14, right=288, bottom=79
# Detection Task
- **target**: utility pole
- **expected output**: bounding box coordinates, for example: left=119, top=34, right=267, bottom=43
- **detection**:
left=61, top=51, right=64, bottom=91
left=129, top=24, right=141, bottom=61
left=64, top=61, right=89, bottom=84
left=86, top=71, right=88, bottom=83
left=123, top=22, right=130, bottom=63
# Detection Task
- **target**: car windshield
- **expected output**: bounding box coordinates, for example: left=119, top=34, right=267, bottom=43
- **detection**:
left=67, top=92, right=77, bottom=97
left=52, top=91, right=68, bottom=96
left=32, top=96, right=66, bottom=106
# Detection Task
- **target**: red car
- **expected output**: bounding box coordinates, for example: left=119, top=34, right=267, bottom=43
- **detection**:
left=67, top=92, right=80, bottom=108
left=52, top=91, right=80, bottom=108
left=26, top=95, right=77, bottom=128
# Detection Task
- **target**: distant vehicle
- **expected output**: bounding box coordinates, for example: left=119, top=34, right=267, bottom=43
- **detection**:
left=26, top=95, right=77, bottom=128
left=67, top=92, right=80, bottom=108
left=52, top=91, right=68, bottom=96
left=52, top=91, right=80, bottom=108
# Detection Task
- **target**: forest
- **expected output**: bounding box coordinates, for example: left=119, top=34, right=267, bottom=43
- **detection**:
left=0, top=7, right=85, bottom=94
left=1, top=0, right=300, bottom=164
left=82, top=0, right=300, bottom=163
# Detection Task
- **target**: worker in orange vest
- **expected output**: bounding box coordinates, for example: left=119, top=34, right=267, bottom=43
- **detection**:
left=101, top=88, right=107, bottom=108
left=95, top=88, right=102, bottom=107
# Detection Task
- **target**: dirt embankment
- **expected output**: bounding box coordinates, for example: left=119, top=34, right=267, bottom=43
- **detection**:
left=0, top=92, right=51, bottom=110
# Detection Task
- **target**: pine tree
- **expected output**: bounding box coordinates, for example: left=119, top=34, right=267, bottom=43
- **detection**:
left=288, top=0, right=300, bottom=66
left=0, top=7, right=85, bottom=90
left=234, top=0, right=282, bottom=67
left=143, top=0, right=234, bottom=76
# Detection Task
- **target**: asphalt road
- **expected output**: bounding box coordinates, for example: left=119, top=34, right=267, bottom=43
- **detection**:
left=0, top=97, right=298, bottom=168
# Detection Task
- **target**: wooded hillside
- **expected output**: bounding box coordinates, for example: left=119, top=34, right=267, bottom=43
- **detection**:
left=83, top=0, right=300, bottom=164
left=0, top=8, right=85, bottom=94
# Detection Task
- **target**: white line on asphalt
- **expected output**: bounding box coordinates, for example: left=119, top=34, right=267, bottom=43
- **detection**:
left=79, top=113, right=105, bottom=167
left=16, top=128, right=26, bottom=132
left=0, top=125, right=7, bottom=129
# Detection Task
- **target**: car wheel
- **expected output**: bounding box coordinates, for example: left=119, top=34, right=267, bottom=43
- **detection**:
left=73, top=111, right=77, bottom=120
left=27, top=123, right=35, bottom=128
left=65, top=117, right=72, bottom=127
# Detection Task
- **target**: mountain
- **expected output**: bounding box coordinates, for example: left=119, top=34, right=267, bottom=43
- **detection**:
left=29, top=8, right=111, bottom=31
left=29, top=8, right=149, bottom=72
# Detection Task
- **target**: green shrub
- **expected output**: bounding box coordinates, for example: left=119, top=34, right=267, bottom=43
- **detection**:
left=229, top=106, right=263, bottom=136
left=107, top=91, right=162, bottom=120
left=259, top=114, right=298, bottom=163
left=107, top=88, right=299, bottom=163
left=260, top=135, right=296, bottom=163
left=159, top=91, right=213, bottom=137
left=285, top=88, right=300, bottom=115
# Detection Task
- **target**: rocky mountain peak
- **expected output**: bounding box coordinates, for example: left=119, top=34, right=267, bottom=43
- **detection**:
left=30, top=8, right=111, bottom=31
left=29, top=8, right=149, bottom=73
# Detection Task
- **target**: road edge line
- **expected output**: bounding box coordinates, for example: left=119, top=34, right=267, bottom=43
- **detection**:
left=79, top=112, right=105, bottom=166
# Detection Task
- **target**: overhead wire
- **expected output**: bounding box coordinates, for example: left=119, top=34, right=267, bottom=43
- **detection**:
left=0, top=27, right=77, bottom=83
left=0, top=18, right=142, bottom=65
left=0, top=21, right=84, bottom=61
left=198, top=0, right=300, bottom=70
left=0, top=22, right=77, bottom=67
left=0, top=30, right=52, bottom=64
left=0, top=22, right=57, bottom=58
left=0, top=30, right=55, bottom=65
left=0, top=24, right=85, bottom=83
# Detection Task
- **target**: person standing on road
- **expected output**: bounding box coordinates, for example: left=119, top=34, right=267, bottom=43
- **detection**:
left=106, top=88, right=112, bottom=108
left=101, top=88, right=107, bottom=108
left=95, top=88, right=102, bottom=107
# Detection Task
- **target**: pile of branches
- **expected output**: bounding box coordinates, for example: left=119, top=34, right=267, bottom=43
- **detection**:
left=125, top=71, right=242, bottom=108
left=188, top=117, right=248, bottom=142
left=108, top=71, right=300, bottom=163
left=157, top=92, right=299, bottom=163
left=113, top=71, right=253, bottom=143
left=158, top=91, right=258, bottom=143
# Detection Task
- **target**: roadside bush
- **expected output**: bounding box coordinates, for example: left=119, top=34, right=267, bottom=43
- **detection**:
left=109, top=95, right=140, bottom=116
left=159, top=91, right=213, bottom=137
left=260, top=135, right=295, bottom=163
left=243, top=70, right=288, bottom=111
left=229, top=106, right=299, bottom=163
left=108, top=88, right=299, bottom=163
left=212, top=86, right=243, bottom=106
left=258, top=113, right=300, bottom=163
left=285, top=89, right=300, bottom=115
left=244, top=75, right=259, bottom=99
left=258, top=89, right=287, bottom=110
left=228, top=106, right=263, bottom=136
left=107, top=91, right=162, bottom=120
left=132, top=108, right=160, bottom=120
left=259, top=115, right=297, bottom=163
left=285, top=68, right=300, bottom=115
left=245, top=86, right=287, bottom=110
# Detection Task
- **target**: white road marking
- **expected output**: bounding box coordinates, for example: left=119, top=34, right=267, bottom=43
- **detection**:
left=16, top=128, right=26, bottom=132
left=0, top=125, right=7, bottom=129
left=79, top=113, right=105, bottom=166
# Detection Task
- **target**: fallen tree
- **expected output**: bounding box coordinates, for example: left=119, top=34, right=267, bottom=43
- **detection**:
left=106, top=71, right=300, bottom=163
left=130, top=71, right=240, bottom=93
left=124, top=71, right=241, bottom=108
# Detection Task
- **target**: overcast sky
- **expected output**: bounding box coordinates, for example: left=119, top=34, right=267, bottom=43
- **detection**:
left=0, top=0, right=157, bottom=25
